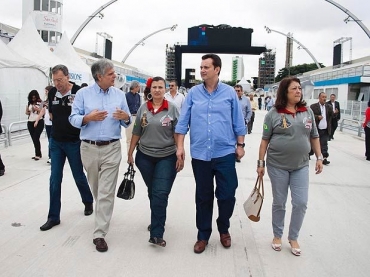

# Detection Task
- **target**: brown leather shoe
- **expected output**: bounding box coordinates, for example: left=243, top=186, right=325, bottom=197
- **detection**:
left=220, top=233, right=231, bottom=248
left=194, top=240, right=208, bottom=254
left=93, top=238, right=108, bottom=252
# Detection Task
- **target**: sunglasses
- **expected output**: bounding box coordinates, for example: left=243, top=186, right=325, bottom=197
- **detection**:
left=235, top=90, right=241, bottom=92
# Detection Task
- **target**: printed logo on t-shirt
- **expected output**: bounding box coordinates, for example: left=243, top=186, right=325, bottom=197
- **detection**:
left=141, top=111, right=149, bottom=127
left=303, top=117, right=313, bottom=129
left=161, top=114, right=173, bottom=127
left=278, top=114, right=292, bottom=129
left=67, top=95, right=75, bottom=106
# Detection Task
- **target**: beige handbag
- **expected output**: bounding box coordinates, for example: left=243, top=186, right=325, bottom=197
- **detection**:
left=243, top=176, right=264, bottom=222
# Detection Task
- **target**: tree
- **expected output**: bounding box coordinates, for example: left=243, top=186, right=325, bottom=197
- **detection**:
left=275, top=63, right=325, bottom=82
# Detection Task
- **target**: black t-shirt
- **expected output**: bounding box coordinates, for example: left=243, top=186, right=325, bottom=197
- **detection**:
left=48, top=83, right=81, bottom=142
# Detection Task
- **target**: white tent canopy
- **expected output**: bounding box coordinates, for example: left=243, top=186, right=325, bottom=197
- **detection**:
left=8, top=16, right=66, bottom=77
left=0, top=39, right=48, bottom=127
left=53, top=32, right=92, bottom=84
left=237, top=77, right=252, bottom=93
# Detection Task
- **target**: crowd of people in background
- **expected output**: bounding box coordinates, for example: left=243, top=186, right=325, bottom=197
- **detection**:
left=1, top=53, right=369, bottom=261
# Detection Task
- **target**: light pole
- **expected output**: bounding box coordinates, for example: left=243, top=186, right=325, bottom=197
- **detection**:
left=264, top=26, right=321, bottom=69
left=325, top=0, right=370, bottom=39
left=70, top=0, right=119, bottom=45
left=121, top=24, right=178, bottom=64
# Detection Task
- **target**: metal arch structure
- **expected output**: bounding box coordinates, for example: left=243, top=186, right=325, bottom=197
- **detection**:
left=121, top=24, right=178, bottom=64
left=264, top=26, right=321, bottom=69
left=325, top=0, right=370, bottom=39
left=70, top=0, right=119, bottom=45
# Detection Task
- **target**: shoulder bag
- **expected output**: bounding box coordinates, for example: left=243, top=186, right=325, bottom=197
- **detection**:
left=243, top=175, right=264, bottom=222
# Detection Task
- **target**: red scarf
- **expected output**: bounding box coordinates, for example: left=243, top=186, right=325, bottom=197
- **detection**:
left=146, top=99, right=169, bottom=114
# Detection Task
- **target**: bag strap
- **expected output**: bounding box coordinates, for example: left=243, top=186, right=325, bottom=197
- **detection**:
left=255, top=175, right=264, bottom=198
left=128, top=164, right=136, bottom=181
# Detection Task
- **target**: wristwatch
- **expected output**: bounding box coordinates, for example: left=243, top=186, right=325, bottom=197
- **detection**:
left=237, top=142, right=245, bottom=148
left=316, top=155, right=323, bottom=161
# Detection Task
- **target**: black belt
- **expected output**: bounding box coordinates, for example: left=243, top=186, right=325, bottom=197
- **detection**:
left=83, top=139, right=119, bottom=146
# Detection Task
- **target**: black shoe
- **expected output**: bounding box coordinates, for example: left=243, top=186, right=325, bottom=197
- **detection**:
left=40, top=219, right=60, bottom=231
left=84, top=203, right=93, bottom=216
left=323, top=159, right=330, bottom=165
left=235, top=159, right=241, bottom=163
left=0, top=169, right=4, bottom=176
left=149, top=237, right=166, bottom=247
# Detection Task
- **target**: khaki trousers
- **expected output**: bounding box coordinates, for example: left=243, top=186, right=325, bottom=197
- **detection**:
left=80, top=140, right=122, bottom=239
left=125, top=115, right=136, bottom=153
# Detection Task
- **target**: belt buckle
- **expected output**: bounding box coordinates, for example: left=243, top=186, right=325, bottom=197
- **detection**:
left=96, top=141, right=105, bottom=146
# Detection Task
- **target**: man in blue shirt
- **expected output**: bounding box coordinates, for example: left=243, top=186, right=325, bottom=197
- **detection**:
left=175, top=54, right=246, bottom=254
left=125, top=80, right=141, bottom=152
left=234, top=85, right=252, bottom=162
left=69, top=59, right=131, bottom=253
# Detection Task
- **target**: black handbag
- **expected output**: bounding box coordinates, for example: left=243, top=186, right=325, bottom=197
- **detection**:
left=117, top=164, right=136, bottom=200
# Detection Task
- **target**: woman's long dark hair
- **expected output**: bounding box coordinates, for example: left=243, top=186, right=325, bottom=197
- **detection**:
left=27, top=90, right=41, bottom=105
left=274, top=77, right=306, bottom=110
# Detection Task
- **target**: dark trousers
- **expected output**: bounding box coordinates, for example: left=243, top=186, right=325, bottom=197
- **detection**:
left=365, top=126, right=370, bottom=160
left=318, top=129, right=329, bottom=158
left=27, top=119, right=44, bottom=157
left=0, top=154, right=4, bottom=170
left=48, top=139, right=93, bottom=221
left=135, top=149, right=177, bottom=239
left=247, top=112, right=255, bottom=133
left=191, top=153, right=238, bottom=241
left=330, top=118, right=338, bottom=139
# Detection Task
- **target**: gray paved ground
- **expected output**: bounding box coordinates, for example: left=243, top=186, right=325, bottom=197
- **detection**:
left=0, top=109, right=369, bottom=277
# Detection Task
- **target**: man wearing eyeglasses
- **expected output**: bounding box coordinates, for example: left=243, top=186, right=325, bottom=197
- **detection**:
left=40, top=64, right=94, bottom=232
left=234, top=85, right=251, bottom=162
left=164, top=80, right=185, bottom=114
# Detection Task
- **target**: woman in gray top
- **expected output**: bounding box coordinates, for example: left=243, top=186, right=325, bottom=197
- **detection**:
left=257, top=77, right=323, bottom=256
left=127, top=76, right=183, bottom=247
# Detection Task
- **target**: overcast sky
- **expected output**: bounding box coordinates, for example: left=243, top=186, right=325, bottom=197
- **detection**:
left=1, top=0, right=369, bottom=82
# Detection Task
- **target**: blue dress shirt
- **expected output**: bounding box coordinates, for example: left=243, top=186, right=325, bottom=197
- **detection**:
left=239, top=95, right=252, bottom=123
left=69, top=83, right=131, bottom=141
left=175, top=81, right=246, bottom=161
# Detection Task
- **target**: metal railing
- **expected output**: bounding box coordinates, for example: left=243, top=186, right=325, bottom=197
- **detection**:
left=8, top=120, right=29, bottom=146
left=0, top=124, right=9, bottom=147
left=339, top=118, right=364, bottom=137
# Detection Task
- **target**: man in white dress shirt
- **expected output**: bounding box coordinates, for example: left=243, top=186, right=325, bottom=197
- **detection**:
left=164, top=80, right=185, bottom=114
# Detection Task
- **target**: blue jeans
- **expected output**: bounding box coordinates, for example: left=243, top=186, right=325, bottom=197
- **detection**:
left=48, top=139, right=93, bottom=221
left=135, top=149, right=177, bottom=239
left=191, top=153, right=238, bottom=241
left=267, top=164, right=309, bottom=241
left=45, top=125, right=52, bottom=159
